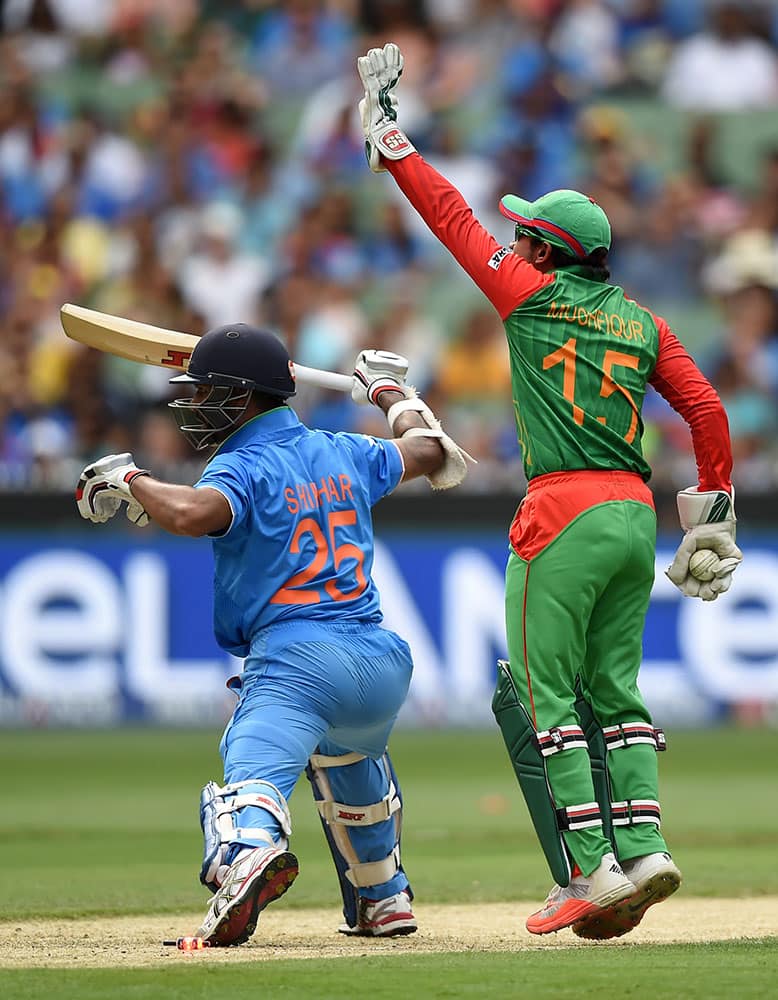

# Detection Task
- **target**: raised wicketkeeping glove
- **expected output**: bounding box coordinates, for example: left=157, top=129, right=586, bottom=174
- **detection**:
left=76, top=453, right=151, bottom=527
left=352, top=349, right=410, bottom=405
left=665, top=486, right=742, bottom=601
left=357, top=42, right=416, bottom=173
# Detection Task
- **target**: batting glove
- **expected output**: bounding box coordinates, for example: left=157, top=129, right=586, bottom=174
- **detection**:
left=352, top=349, right=410, bottom=405
left=665, top=486, right=742, bottom=601
left=357, top=42, right=416, bottom=173
left=76, top=453, right=151, bottom=527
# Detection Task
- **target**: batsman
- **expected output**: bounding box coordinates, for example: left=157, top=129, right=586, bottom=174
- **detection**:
left=357, top=43, right=743, bottom=938
left=75, top=324, right=470, bottom=945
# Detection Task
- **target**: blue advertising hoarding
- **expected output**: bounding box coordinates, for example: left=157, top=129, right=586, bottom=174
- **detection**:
left=0, top=531, right=776, bottom=727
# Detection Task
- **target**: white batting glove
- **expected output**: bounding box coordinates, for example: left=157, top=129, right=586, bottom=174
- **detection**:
left=76, top=453, right=151, bottom=527
left=352, top=349, right=410, bottom=405
left=357, top=42, right=416, bottom=173
left=665, top=486, right=742, bottom=601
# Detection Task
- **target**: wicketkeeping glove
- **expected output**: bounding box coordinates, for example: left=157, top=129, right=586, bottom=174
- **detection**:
left=76, top=453, right=151, bottom=527
left=665, top=486, right=742, bottom=601
left=357, top=42, right=416, bottom=173
left=352, top=349, right=410, bottom=405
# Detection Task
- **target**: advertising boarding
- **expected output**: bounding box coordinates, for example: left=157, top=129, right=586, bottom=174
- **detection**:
left=0, top=532, right=775, bottom=727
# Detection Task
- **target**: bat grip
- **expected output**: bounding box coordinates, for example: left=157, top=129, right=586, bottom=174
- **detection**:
left=292, top=364, right=353, bottom=393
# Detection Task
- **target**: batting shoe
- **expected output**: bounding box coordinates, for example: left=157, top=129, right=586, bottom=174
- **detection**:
left=338, top=890, right=417, bottom=937
left=572, top=851, right=682, bottom=940
left=196, top=845, right=298, bottom=947
left=525, top=852, right=635, bottom=935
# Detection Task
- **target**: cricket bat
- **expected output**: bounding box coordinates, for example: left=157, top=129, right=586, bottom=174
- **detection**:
left=60, top=303, right=354, bottom=393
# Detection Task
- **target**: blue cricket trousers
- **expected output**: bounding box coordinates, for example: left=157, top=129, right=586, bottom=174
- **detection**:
left=220, top=619, right=413, bottom=896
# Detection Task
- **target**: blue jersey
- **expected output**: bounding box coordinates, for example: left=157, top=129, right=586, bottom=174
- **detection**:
left=195, top=406, right=404, bottom=656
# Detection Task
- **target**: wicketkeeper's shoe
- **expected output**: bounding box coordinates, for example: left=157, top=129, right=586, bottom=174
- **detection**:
left=195, top=845, right=298, bottom=947
left=525, top=852, right=635, bottom=935
left=572, top=851, right=682, bottom=940
left=338, top=890, right=417, bottom=937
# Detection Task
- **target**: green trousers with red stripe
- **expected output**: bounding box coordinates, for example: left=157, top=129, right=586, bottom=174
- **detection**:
left=504, top=499, right=668, bottom=877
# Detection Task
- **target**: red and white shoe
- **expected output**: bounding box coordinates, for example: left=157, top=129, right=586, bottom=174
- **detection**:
left=572, top=851, right=682, bottom=940
left=196, top=845, right=298, bottom=946
left=526, top=852, right=635, bottom=935
left=339, top=890, right=417, bottom=937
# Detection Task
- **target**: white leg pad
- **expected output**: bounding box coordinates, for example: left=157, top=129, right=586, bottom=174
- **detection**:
left=310, top=751, right=366, bottom=768
left=199, top=779, right=292, bottom=892
left=316, top=782, right=401, bottom=826
left=345, top=845, right=402, bottom=888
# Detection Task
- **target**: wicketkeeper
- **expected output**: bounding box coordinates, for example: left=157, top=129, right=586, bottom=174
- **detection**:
left=356, top=43, right=742, bottom=939
left=75, top=324, right=471, bottom=945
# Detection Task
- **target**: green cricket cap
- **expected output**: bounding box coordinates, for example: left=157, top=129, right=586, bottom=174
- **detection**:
left=499, top=189, right=611, bottom=257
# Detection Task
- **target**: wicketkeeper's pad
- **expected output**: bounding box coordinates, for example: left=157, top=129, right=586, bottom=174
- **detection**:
left=574, top=678, right=615, bottom=852
left=601, top=720, right=666, bottom=831
left=199, top=779, right=292, bottom=893
left=492, top=660, right=611, bottom=886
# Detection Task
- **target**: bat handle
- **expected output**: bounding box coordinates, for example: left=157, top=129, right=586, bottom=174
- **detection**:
left=292, top=364, right=354, bottom=393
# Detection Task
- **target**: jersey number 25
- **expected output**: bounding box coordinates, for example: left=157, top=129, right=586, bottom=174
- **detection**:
left=270, top=509, right=367, bottom=605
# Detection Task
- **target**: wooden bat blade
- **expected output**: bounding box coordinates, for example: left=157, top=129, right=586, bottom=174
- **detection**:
left=61, top=303, right=197, bottom=369
left=60, top=303, right=355, bottom=392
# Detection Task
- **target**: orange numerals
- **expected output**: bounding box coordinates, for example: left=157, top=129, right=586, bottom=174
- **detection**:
left=542, top=338, right=584, bottom=426
left=598, top=349, right=640, bottom=444
left=542, top=339, right=640, bottom=443
left=269, top=509, right=367, bottom=606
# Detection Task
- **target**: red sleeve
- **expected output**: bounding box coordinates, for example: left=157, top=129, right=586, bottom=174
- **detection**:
left=387, top=153, right=553, bottom=319
left=648, top=314, right=733, bottom=492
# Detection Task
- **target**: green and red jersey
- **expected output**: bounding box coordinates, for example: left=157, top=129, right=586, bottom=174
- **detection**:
left=387, top=154, right=733, bottom=495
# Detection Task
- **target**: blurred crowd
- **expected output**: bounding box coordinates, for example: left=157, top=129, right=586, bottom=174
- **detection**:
left=2, top=0, right=778, bottom=495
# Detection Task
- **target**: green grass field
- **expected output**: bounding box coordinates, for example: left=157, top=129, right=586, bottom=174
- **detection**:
left=2, top=726, right=777, bottom=997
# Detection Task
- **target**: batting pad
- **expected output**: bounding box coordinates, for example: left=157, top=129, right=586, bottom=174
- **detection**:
left=199, top=779, right=291, bottom=893
left=306, top=748, right=410, bottom=930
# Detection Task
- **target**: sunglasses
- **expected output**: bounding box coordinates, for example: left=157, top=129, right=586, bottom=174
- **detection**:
left=514, top=223, right=541, bottom=242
